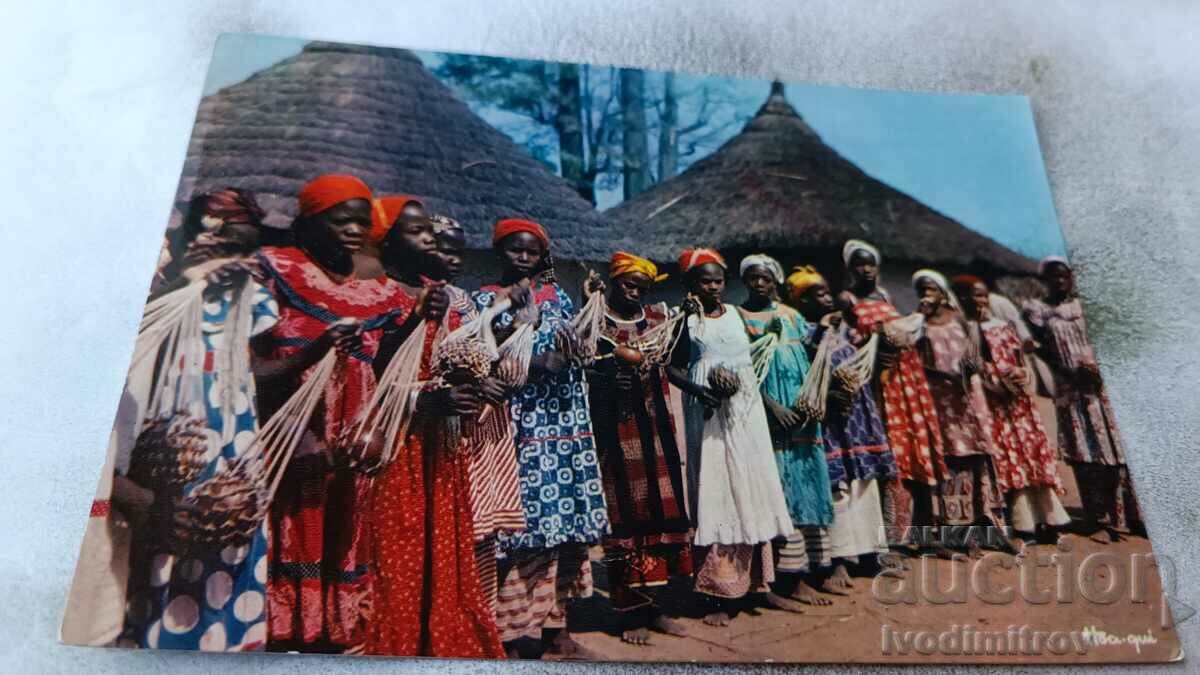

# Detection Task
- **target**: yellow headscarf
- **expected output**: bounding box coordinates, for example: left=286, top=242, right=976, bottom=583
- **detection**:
left=785, top=265, right=826, bottom=303
left=609, top=251, right=668, bottom=282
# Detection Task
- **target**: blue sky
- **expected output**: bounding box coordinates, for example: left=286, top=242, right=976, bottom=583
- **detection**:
left=203, top=34, right=1066, bottom=258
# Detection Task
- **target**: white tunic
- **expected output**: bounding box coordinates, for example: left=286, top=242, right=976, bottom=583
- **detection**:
left=683, top=305, right=794, bottom=547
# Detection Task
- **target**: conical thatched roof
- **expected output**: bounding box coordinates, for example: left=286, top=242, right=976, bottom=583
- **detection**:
left=178, top=41, right=609, bottom=259
left=605, top=82, right=1037, bottom=274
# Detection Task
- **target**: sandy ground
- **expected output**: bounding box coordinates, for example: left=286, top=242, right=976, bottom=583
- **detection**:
left=561, top=394, right=1183, bottom=664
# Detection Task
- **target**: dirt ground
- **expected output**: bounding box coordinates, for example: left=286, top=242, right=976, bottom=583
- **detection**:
left=563, top=395, right=1183, bottom=664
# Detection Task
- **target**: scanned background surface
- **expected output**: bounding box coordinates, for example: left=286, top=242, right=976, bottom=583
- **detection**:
left=0, top=1, right=1196, bottom=672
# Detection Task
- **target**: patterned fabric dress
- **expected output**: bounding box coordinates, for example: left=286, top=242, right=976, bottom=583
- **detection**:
left=366, top=288, right=503, bottom=658
left=812, top=324, right=896, bottom=560
left=851, top=301, right=946, bottom=486
left=1023, top=298, right=1142, bottom=533
left=121, top=281, right=278, bottom=651
left=255, top=246, right=407, bottom=651
left=447, top=286, right=525, bottom=618
left=976, top=319, right=1069, bottom=533
left=473, top=282, right=609, bottom=642
left=740, top=304, right=833, bottom=574
left=677, top=306, right=794, bottom=598
left=851, top=299, right=945, bottom=539
left=919, top=321, right=1005, bottom=530
left=589, top=303, right=692, bottom=611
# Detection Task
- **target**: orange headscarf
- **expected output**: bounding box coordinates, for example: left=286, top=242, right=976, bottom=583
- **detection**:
left=609, top=251, right=667, bottom=282
left=785, top=265, right=825, bottom=303
left=297, top=175, right=373, bottom=217
left=370, top=195, right=425, bottom=243
left=492, top=218, right=550, bottom=250
left=677, top=247, right=726, bottom=274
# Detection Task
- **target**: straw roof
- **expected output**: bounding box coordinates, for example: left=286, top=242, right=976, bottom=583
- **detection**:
left=177, top=41, right=609, bottom=259
left=604, top=82, right=1037, bottom=274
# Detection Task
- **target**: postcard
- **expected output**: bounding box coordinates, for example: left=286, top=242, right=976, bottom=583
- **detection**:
left=61, top=34, right=1182, bottom=664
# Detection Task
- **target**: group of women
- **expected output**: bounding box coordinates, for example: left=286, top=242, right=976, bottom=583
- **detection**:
left=106, top=173, right=1142, bottom=658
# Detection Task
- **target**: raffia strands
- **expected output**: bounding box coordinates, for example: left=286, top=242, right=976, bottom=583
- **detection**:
left=832, top=331, right=879, bottom=399
left=624, top=308, right=687, bottom=369
left=883, top=312, right=926, bottom=349
left=132, top=282, right=208, bottom=429
left=567, top=285, right=606, bottom=365
left=794, top=328, right=837, bottom=421
left=347, top=318, right=437, bottom=471
left=749, top=317, right=784, bottom=385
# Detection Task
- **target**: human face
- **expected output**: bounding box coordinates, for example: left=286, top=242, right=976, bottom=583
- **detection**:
left=803, top=282, right=835, bottom=315
left=688, top=263, right=726, bottom=308
left=609, top=272, right=652, bottom=313
left=298, top=198, right=371, bottom=264
left=391, top=215, right=437, bottom=259
left=742, top=265, right=777, bottom=302
left=957, top=281, right=990, bottom=319
left=497, top=232, right=545, bottom=280
left=211, top=221, right=261, bottom=255
left=1043, top=262, right=1074, bottom=298
left=434, top=231, right=466, bottom=280
left=848, top=249, right=878, bottom=287
left=916, top=278, right=946, bottom=310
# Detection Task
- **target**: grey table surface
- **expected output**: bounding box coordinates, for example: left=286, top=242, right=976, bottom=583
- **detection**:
left=1, top=1, right=1196, bottom=672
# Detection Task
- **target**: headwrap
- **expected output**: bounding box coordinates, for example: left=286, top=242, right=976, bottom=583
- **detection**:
left=493, top=218, right=550, bottom=250
left=1038, top=254, right=1071, bottom=277
left=609, top=251, right=668, bottom=282
left=842, top=239, right=881, bottom=267
left=912, top=268, right=961, bottom=311
left=370, top=195, right=424, bottom=243
left=785, top=265, right=826, bottom=303
left=950, top=274, right=985, bottom=290
left=298, top=174, right=373, bottom=217
left=677, top=247, right=727, bottom=274
left=432, top=213, right=463, bottom=242
left=739, top=253, right=784, bottom=284
left=196, top=188, right=265, bottom=227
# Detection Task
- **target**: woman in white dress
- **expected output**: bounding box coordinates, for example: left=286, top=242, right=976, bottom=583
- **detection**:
left=666, top=248, right=793, bottom=627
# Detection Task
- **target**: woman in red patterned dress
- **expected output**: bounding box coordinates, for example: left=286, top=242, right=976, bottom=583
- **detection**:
left=254, top=176, right=412, bottom=653
left=911, top=270, right=1009, bottom=556
left=839, top=240, right=946, bottom=551
left=953, top=275, right=1069, bottom=544
left=363, top=197, right=505, bottom=658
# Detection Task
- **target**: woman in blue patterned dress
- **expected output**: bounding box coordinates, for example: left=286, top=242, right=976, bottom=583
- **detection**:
left=119, top=189, right=278, bottom=651
left=737, top=255, right=835, bottom=609
left=787, top=266, right=898, bottom=592
left=472, top=218, right=609, bottom=659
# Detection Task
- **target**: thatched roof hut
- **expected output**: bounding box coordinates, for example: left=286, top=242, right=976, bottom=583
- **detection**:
left=176, top=41, right=609, bottom=260
left=604, top=82, right=1038, bottom=306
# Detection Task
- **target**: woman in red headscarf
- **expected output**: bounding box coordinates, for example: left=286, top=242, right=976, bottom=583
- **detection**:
left=254, top=175, right=414, bottom=653
left=475, top=218, right=610, bottom=659
left=361, top=198, right=505, bottom=658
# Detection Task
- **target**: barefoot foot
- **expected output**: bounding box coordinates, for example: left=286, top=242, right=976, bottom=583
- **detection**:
left=764, top=592, right=807, bottom=613
left=621, top=627, right=651, bottom=646
left=789, top=580, right=834, bottom=606
left=821, top=565, right=853, bottom=595
left=544, top=632, right=601, bottom=660
left=651, top=615, right=688, bottom=637
left=702, top=611, right=731, bottom=627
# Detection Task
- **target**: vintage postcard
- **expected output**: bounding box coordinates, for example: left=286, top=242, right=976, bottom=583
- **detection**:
left=61, top=34, right=1182, bottom=664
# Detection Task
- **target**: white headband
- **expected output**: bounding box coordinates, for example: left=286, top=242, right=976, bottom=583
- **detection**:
left=739, top=253, right=785, bottom=284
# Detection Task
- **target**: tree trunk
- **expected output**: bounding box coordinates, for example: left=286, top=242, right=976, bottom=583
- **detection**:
left=554, top=63, right=592, bottom=203
left=657, top=72, right=679, bottom=181
left=619, top=68, right=649, bottom=200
